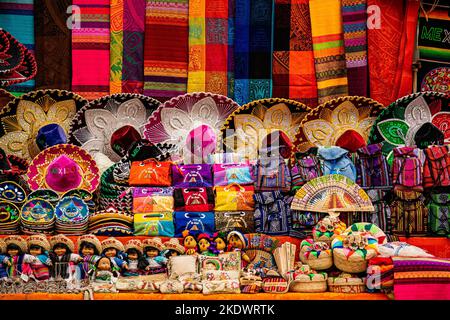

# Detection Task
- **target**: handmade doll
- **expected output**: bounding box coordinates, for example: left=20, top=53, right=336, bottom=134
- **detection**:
left=227, top=231, right=251, bottom=264
left=27, top=234, right=52, bottom=281
left=197, top=233, right=218, bottom=256
left=101, top=237, right=128, bottom=273
left=0, top=239, right=8, bottom=280
left=49, top=235, right=82, bottom=280
left=161, top=238, right=185, bottom=259
left=3, top=235, right=36, bottom=280
left=138, top=238, right=168, bottom=274
left=212, top=232, right=227, bottom=254
left=89, top=256, right=119, bottom=283
left=123, top=239, right=143, bottom=277
left=182, top=230, right=198, bottom=255
left=76, top=234, right=102, bottom=280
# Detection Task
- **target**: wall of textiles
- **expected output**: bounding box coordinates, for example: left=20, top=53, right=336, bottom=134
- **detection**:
left=0, top=0, right=434, bottom=106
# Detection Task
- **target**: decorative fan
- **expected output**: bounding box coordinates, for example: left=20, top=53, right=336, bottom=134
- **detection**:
left=295, top=96, right=385, bottom=154
left=143, top=92, right=239, bottom=163
left=220, top=98, right=310, bottom=161
left=68, top=93, right=161, bottom=162
left=291, top=174, right=374, bottom=213
left=368, top=91, right=450, bottom=161
left=245, top=233, right=281, bottom=269
left=421, top=67, right=449, bottom=93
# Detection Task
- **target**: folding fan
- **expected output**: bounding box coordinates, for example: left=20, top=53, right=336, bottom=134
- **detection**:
left=245, top=233, right=280, bottom=269
left=290, top=174, right=374, bottom=213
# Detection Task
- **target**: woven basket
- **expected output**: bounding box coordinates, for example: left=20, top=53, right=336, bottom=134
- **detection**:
left=307, top=254, right=333, bottom=271
left=289, top=279, right=327, bottom=293
left=327, top=277, right=366, bottom=294
left=333, top=249, right=370, bottom=273
left=313, top=234, right=334, bottom=246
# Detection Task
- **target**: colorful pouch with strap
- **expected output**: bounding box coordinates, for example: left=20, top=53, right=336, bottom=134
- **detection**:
left=423, top=145, right=450, bottom=189
left=133, top=212, right=175, bottom=237
left=214, top=183, right=255, bottom=211
left=390, top=190, right=428, bottom=237
left=129, top=159, right=172, bottom=186
left=171, top=164, right=213, bottom=188
left=173, top=211, right=215, bottom=237
left=427, top=193, right=450, bottom=236
left=213, top=163, right=254, bottom=186
left=318, top=146, right=356, bottom=182
left=356, top=143, right=392, bottom=189
left=254, top=191, right=291, bottom=235
left=356, top=189, right=392, bottom=234
left=291, top=148, right=322, bottom=190
left=173, top=187, right=215, bottom=212
left=215, top=211, right=255, bottom=234
left=255, top=156, right=291, bottom=192
left=392, top=146, right=423, bottom=192
left=132, top=187, right=174, bottom=213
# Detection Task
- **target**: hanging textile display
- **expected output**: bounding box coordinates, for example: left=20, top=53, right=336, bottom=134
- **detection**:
left=341, top=0, right=368, bottom=97
left=0, top=0, right=35, bottom=95
left=309, top=0, right=348, bottom=105
left=187, top=0, right=232, bottom=96
left=143, top=0, right=189, bottom=102
left=34, top=0, right=72, bottom=91
left=234, top=0, right=274, bottom=106
left=109, top=0, right=146, bottom=94
left=71, top=0, right=111, bottom=100
left=272, top=0, right=318, bottom=107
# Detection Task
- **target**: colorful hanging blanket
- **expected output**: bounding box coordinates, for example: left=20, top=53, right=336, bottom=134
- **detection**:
left=234, top=0, right=273, bottom=105
left=35, top=0, right=72, bottom=90
left=309, top=0, right=348, bottom=105
left=418, top=7, right=450, bottom=62
left=72, top=0, right=110, bottom=100
left=341, top=0, right=368, bottom=97
left=187, top=0, right=232, bottom=96
left=272, top=0, right=318, bottom=107
left=143, top=0, right=189, bottom=102
left=109, top=0, right=146, bottom=94
left=0, top=0, right=35, bottom=95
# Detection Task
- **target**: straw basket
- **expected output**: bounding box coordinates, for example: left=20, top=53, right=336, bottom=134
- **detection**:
left=313, top=234, right=334, bottom=246
left=327, top=276, right=366, bottom=294
left=306, top=254, right=333, bottom=271
left=289, top=274, right=327, bottom=293
left=333, top=248, right=376, bottom=273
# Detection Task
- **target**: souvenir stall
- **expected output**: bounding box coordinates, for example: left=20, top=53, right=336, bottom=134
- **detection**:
left=0, top=0, right=449, bottom=301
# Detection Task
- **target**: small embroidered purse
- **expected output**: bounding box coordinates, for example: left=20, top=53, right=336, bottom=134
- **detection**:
left=171, top=164, right=213, bottom=188
left=213, top=163, right=254, bottom=186
left=132, top=187, right=174, bottom=213
left=214, top=183, right=255, bottom=211
left=129, top=158, right=172, bottom=186
left=173, top=187, right=215, bottom=211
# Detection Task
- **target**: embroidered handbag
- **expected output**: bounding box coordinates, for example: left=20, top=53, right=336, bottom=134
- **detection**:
left=174, top=211, right=215, bottom=237
left=254, top=156, right=291, bottom=192
left=173, top=187, right=215, bottom=211
left=291, top=148, right=322, bottom=190
left=213, top=163, right=254, bottom=186
left=427, top=193, right=450, bottom=236
left=129, top=159, right=172, bottom=186
left=356, top=143, right=392, bottom=189
left=422, top=145, right=450, bottom=189
left=215, top=211, right=255, bottom=234
left=355, top=189, right=392, bottom=234
left=132, top=187, right=174, bottom=213
left=133, top=212, right=175, bottom=237
left=318, top=146, right=357, bottom=181
left=390, top=190, right=428, bottom=236
left=214, top=183, right=255, bottom=211
left=171, top=164, right=213, bottom=188
left=254, top=191, right=292, bottom=235
left=392, top=146, right=423, bottom=192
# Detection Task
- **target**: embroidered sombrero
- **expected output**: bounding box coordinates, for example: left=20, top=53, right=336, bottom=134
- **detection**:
left=421, top=67, right=449, bottom=94
left=0, top=89, right=89, bottom=161
left=4, top=235, right=28, bottom=252
left=0, top=181, right=26, bottom=204
left=27, top=234, right=51, bottom=252
left=295, top=96, right=385, bottom=154
left=163, top=238, right=185, bottom=255
left=142, top=237, right=164, bottom=252
left=144, top=92, right=240, bottom=163
left=20, top=198, right=55, bottom=235
left=0, top=201, right=20, bottom=234
left=125, top=239, right=143, bottom=254
left=78, top=234, right=102, bottom=255
left=88, top=207, right=134, bottom=236
left=101, top=237, right=125, bottom=252
left=49, top=234, right=75, bottom=252
left=0, top=89, right=14, bottom=109
left=368, top=91, right=450, bottom=161
left=27, top=144, right=100, bottom=194
left=0, top=29, right=37, bottom=87
left=69, top=93, right=161, bottom=163
left=221, top=98, right=310, bottom=161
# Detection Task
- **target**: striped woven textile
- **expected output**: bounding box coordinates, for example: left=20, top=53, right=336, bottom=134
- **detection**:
left=341, top=0, right=368, bottom=97
left=143, top=0, right=189, bottom=102
left=272, top=0, right=318, bottom=107
left=234, top=0, right=273, bottom=105
left=0, top=0, right=35, bottom=95
left=393, top=257, right=450, bottom=300
left=309, top=0, right=348, bottom=105
left=418, top=7, right=450, bottom=62
left=109, top=0, right=146, bottom=94
left=72, top=0, right=110, bottom=100
left=34, top=0, right=72, bottom=90
left=187, top=0, right=232, bottom=96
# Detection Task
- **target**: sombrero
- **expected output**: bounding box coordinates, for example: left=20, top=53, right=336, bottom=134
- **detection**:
left=68, top=94, right=161, bottom=163
left=26, top=144, right=100, bottom=194
left=0, top=147, right=29, bottom=192
left=4, top=235, right=28, bottom=252
left=0, top=89, right=14, bottom=109
left=20, top=198, right=55, bottom=235
left=0, top=201, right=20, bottom=234
left=49, top=234, right=75, bottom=253
left=88, top=207, right=134, bottom=236
left=295, top=96, right=385, bottom=154
left=27, top=189, right=59, bottom=205
left=0, top=29, right=37, bottom=87
left=221, top=98, right=310, bottom=161
left=27, top=234, right=51, bottom=252
left=163, top=238, right=185, bottom=255
left=421, top=67, right=449, bottom=94
left=142, top=237, right=164, bottom=252
left=0, top=181, right=26, bottom=204
left=78, top=234, right=102, bottom=255
left=101, top=237, right=125, bottom=252
left=125, top=239, right=143, bottom=254
left=144, top=92, right=240, bottom=163
left=0, top=89, right=89, bottom=161
left=54, top=196, right=89, bottom=235
left=98, top=164, right=133, bottom=213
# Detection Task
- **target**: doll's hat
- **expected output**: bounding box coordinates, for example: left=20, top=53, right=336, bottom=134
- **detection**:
left=101, top=237, right=125, bottom=252
left=27, top=234, right=50, bottom=252
left=142, top=237, right=163, bottom=252
left=227, top=230, right=248, bottom=248
left=4, top=235, right=28, bottom=253
left=162, top=238, right=185, bottom=255
left=197, top=233, right=212, bottom=242
left=125, top=239, right=143, bottom=254
left=78, top=234, right=102, bottom=254
left=0, top=239, right=6, bottom=254
left=49, top=234, right=74, bottom=253
left=0, top=147, right=29, bottom=177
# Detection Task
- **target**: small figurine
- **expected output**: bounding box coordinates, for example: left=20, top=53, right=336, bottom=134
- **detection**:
left=49, top=235, right=81, bottom=280
left=227, top=231, right=251, bottom=264
left=123, top=239, right=143, bottom=277
left=161, top=238, right=185, bottom=259
left=182, top=230, right=198, bottom=255
left=212, top=232, right=227, bottom=254
left=0, top=239, right=9, bottom=280
left=77, top=234, right=102, bottom=280
left=197, top=233, right=218, bottom=256
left=138, top=238, right=167, bottom=274
left=3, top=235, right=36, bottom=280
left=89, top=256, right=119, bottom=283
left=101, top=237, right=128, bottom=272
left=27, top=234, right=52, bottom=281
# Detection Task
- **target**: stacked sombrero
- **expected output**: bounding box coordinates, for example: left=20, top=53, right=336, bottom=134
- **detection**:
left=0, top=147, right=30, bottom=193
left=54, top=196, right=89, bottom=235
left=20, top=197, right=55, bottom=235
left=0, top=200, right=20, bottom=234
left=88, top=207, right=133, bottom=236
